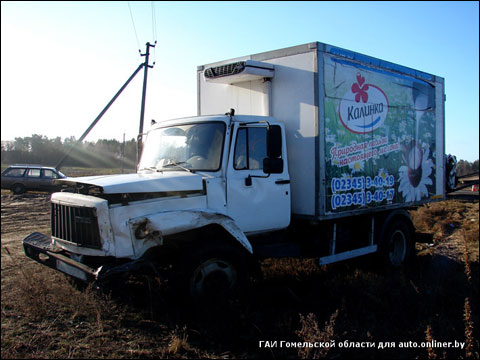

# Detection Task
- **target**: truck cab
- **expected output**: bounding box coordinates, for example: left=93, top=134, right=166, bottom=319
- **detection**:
left=23, top=113, right=291, bottom=299
left=137, top=114, right=291, bottom=235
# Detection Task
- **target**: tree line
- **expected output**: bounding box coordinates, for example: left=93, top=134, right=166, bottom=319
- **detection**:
left=1, top=135, right=138, bottom=170
left=456, top=159, right=479, bottom=177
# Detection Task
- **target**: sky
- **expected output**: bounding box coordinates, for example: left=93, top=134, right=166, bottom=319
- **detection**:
left=1, top=1, right=479, bottom=162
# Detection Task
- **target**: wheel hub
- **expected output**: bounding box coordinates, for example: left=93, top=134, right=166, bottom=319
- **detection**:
left=389, top=229, right=407, bottom=266
left=190, top=258, right=237, bottom=298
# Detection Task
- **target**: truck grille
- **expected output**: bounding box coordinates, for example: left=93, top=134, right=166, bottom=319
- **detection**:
left=204, top=61, right=245, bottom=78
left=51, top=203, right=102, bottom=249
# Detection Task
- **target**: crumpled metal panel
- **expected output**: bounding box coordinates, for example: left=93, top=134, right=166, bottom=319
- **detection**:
left=129, top=210, right=253, bottom=258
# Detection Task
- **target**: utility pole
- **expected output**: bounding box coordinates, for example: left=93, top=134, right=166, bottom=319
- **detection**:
left=137, top=42, right=156, bottom=159
left=121, top=132, right=125, bottom=174
left=55, top=42, right=155, bottom=171
left=55, top=63, right=144, bottom=171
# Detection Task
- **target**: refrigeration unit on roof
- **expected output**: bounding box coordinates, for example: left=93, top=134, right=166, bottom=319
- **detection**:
left=203, top=60, right=274, bottom=84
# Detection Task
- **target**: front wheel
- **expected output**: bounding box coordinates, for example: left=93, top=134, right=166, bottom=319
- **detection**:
left=379, top=219, right=414, bottom=267
left=12, top=183, right=25, bottom=195
left=190, top=257, right=238, bottom=299
left=174, top=242, right=249, bottom=302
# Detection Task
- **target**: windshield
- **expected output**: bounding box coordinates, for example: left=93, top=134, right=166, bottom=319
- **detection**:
left=138, top=122, right=225, bottom=172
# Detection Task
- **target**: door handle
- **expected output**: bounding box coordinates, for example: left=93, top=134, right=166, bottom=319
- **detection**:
left=275, top=180, right=290, bottom=185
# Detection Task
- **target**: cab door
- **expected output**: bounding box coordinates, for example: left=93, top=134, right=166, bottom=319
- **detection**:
left=226, top=123, right=291, bottom=233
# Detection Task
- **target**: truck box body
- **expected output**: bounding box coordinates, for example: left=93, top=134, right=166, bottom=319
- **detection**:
left=198, top=42, right=445, bottom=220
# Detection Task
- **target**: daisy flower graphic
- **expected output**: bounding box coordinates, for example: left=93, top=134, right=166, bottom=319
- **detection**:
left=398, top=141, right=433, bottom=202
left=378, top=168, right=389, bottom=183
left=349, top=160, right=364, bottom=174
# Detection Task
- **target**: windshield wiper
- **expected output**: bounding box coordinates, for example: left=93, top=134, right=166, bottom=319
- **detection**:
left=162, top=161, right=193, bottom=173
left=140, top=167, right=163, bottom=172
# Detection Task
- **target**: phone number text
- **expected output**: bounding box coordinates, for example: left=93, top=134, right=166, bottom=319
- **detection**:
left=331, top=175, right=394, bottom=194
left=331, top=189, right=395, bottom=210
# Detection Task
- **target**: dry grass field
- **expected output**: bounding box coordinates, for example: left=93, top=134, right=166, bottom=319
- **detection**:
left=1, top=168, right=478, bottom=358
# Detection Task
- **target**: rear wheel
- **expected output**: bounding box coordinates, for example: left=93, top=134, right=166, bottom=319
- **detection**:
left=380, top=219, right=413, bottom=267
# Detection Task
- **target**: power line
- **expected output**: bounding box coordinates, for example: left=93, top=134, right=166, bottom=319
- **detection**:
left=151, top=1, right=157, bottom=64
left=127, top=1, right=141, bottom=54
left=151, top=1, right=157, bottom=41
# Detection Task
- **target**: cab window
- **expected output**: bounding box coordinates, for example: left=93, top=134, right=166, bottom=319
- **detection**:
left=234, top=127, right=267, bottom=170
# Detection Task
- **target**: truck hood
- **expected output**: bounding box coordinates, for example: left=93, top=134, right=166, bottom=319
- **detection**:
left=57, top=171, right=204, bottom=194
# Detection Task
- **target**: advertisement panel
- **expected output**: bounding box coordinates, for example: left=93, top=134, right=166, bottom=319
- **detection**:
left=323, top=54, right=437, bottom=213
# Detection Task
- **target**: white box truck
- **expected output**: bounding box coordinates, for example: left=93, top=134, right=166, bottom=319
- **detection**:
left=23, top=42, right=447, bottom=299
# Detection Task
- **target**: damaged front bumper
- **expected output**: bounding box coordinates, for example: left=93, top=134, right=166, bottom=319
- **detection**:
left=23, top=232, right=152, bottom=284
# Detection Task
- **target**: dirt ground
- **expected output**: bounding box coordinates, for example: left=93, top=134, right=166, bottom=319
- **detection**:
left=1, top=192, right=51, bottom=237
left=1, top=190, right=479, bottom=359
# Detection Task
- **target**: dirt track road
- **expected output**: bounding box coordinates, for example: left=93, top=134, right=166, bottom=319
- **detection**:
left=1, top=193, right=51, bottom=242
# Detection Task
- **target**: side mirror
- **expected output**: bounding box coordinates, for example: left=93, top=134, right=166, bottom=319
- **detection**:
left=263, top=158, right=283, bottom=174
left=267, top=125, right=282, bottom=159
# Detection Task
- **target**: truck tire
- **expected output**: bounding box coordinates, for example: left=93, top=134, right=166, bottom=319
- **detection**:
left=379, top=218, right=414, bottom=267
left=174, top=242, right=249, bottom=302
left=12, top=183, right=25, bottom=195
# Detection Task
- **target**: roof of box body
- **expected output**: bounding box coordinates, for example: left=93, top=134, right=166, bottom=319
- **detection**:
left=198, top=41, right=442, bottom=83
